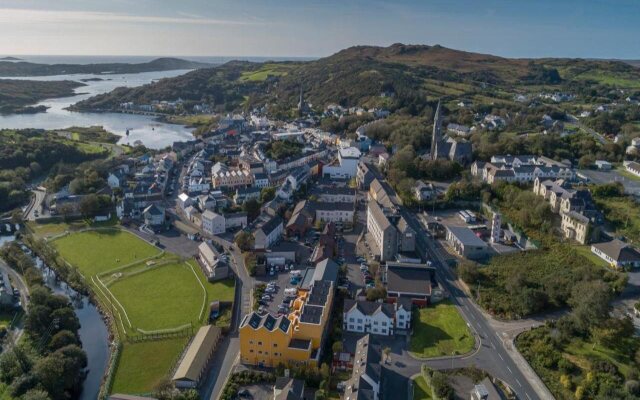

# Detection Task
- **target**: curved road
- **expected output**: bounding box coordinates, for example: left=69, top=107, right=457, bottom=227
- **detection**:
left=400, top=208, right=553, bottom=400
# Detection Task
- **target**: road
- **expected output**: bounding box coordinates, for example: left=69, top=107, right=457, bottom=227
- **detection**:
left=0, top=257, right=30, bottom=347
left=198, top=235, right=254, bottom=400
left=24, top=188, right=46, bottom=221
left=399, top=208, right=553, bottom=400
left=568, top=114, right=606, bottom=144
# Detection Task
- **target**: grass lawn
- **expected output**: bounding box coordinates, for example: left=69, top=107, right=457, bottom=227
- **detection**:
left=107, top=262, right=206, bottom=331
left=573, top=245, right=609, bottom=268
left=564, top=338, right=637, bottom=377
left=239, top=64, right=293, bottom=81
left=111, top=337, right=188, bottom=394
left=53, top=229, right=162, bottom=276
left=412, top=376, right=433, bottom=400
left=409, top=301, right=474, bottom=358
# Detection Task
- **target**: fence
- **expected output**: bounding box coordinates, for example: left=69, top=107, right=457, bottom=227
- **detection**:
left=127, top=324, right=195, bottom=343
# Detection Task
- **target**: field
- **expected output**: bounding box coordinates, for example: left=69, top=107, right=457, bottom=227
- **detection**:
left=239, top=63, right=294, bottom=82
left=53, top=229, right=162, bottom=277
left=111, top=337, right=189, bottom=394
left=409, top=301, right=474, bottom=358
left=412, top=375, right=433, bottom=400
left=594, top=196, right=640, bottom=243
left=46, top=227, right=236, bottom=394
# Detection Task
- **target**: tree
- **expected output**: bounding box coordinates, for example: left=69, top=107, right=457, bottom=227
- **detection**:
left=22, top=389, right=51, bottom=400
left=33, top=353, right=66, bottom=400
left=260, top=187, right=275, bottom=203
left=568, top=280, right=612, bottom=332
left=48, top=330, right=79, bottom=351
left=457, top=262, right=480, bottom=284
left=235, top=231, right=254, bottom=252
left=242, top=199, right=261, bottom=221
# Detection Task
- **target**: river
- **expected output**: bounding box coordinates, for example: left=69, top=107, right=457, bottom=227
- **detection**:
left=10, top=242, right=110, bottom=400
left=0, top=69, right=196, bottom=149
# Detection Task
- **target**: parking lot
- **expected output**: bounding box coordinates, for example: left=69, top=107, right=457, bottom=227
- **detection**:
left=255, top=265, right=304, bottom=316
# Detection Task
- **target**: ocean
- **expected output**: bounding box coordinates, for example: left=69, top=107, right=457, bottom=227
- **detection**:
left=0, top=55, right=316, bottom=65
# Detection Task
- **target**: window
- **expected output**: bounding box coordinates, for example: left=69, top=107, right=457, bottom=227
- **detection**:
left=398, top=315, right=404, bottom=320
left=357, top=319, right=363, bottom=323
left=273, top=343, right=278, bottom=348
left=249, top=340, right=254, bottom=344
left=258, top=351, right=262, bottom=354
left=350, top=317, right=355, bottom=322
left=373, top=321, right=378, bottom=325
left=349, top=325, right=354, bottom=330
left=381, top=321, right=387, bottom=326
left=258, top=341, right=263, bottom=346
left=249, top=349, right=254, bottom=353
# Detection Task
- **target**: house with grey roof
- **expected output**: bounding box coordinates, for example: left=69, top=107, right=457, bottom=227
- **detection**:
left=445, top=226, right=490, bottom=260
left=591, top=239, right=640, bottom=268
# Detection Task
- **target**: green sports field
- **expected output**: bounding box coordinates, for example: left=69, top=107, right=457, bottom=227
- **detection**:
left=107, top=262, right=206, bottom=331
left=53, top=229, right=162, bottom=276
left=47, top=227, right=236, bottom=394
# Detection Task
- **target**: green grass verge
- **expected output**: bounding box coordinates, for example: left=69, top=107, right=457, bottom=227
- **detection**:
left=111, top=337, right=188, bottom=394
left=615, top=168, right=640, bottom=182
left=409, top=301, right=474, bottom=358
left=53, top=229, right=162, bottom=277
left=412, top=375, right=433, bottom=400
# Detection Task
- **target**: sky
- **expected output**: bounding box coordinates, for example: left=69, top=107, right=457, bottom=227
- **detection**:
left=0, top=0, right=639, bottom=59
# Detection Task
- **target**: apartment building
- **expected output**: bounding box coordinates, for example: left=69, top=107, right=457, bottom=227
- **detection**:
left=239, top=280, right=334, bottom=367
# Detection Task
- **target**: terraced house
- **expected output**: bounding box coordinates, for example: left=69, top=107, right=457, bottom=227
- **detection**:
left=239, top=280, right=334, bottom=367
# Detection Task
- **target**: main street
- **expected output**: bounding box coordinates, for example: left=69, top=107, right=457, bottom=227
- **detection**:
left=400, top=208, right=553, bottom=400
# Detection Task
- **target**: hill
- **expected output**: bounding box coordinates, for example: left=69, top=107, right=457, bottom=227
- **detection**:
left=70, top=44, right=640, bottom=115
left=0, top=57, right=214, bottom=77
left=0, top=79, right=84, bottom=114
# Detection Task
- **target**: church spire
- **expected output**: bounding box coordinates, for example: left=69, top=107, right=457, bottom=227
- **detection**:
left=430, top=100, right=443, bottom=160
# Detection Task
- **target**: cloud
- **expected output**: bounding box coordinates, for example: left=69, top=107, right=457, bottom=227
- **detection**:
left=0, top=8, right=257, bottom=26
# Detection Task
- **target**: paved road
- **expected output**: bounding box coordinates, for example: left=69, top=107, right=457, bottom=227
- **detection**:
left=0, top=257, right=30, bottom=346
left=399, top=208, right=552, bottom=400
left=25, top=189, right=46, bottom=221
left=199, top=235, right=254, bottom=400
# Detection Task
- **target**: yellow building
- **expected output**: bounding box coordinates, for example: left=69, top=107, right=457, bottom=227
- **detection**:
left=239, top=280, right=334, bottom=367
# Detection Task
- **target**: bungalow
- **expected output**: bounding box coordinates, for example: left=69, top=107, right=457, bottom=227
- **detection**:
left=414, top=180, right=435, bottom=201
left=591, top=239, right=640, bottom=268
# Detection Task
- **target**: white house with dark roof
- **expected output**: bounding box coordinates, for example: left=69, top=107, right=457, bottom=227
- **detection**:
left=591, top=239, right=640, bottom=268
left=201, top=210, right=225, bottom=235
left=254, top=215, right=284, bottom=250
left=343, top=299, right=413, bottom=336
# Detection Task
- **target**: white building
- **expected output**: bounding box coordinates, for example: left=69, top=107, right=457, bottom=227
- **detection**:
left=322, top=147, right=361, bottom=179
left=254, top=216, right=284, bottom=250
left=201, top=210, right=226, bottom=235
left=223, top=212, right=247, bottom=230
left=343, top=299, right=412, bottom=336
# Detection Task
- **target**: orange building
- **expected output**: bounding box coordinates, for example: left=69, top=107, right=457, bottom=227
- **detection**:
left=239, top=280, right=334, bottom=367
